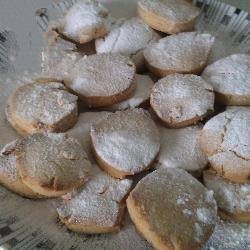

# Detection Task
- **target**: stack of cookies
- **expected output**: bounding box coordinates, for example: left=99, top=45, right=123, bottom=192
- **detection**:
left=0, top=0, right=249, bottom=249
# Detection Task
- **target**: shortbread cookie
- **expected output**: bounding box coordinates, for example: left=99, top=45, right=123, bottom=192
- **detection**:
left=16, top=133, right=91, bottom=197
left=137, top=0, right=200, bottom=34
left=202, top=54, right=250, bottom=105
left=150, top=74, right=214, bottom=128
left=105, top=74, right=154, bottom=111
left=95, top=17, right=161, bottom=71
left=127, top=168, right=217, bottom=250
left=64, top=53, right=136, bottom=108
left=53, top=0, right=110, bottom=44
left=90, top=109, right=160, bottom=179
left=203, top=170, right=250, bottom=222
left=200, top=109, right=250, bottom=183
left=67, top=111, right=110, bottom=161
left=57, top=165, right=133, bottom=233
left=0, top=140, right=43, bottom=198
left=6, top=82, right=78, bottom=135
left=144, top=32, right=215, bottom=77
left=156, top=125, right=208, bottom=177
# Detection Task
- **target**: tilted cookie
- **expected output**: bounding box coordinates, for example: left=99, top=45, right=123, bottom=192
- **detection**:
left=156, top=125, right=208, bottom=177
left=150, top=74, right=214, bottom=128
left=200, top=108, right=250, bottom=183
left=104, top=74, right=154, bottom=111
left=203, top=170, right=250, bottom=222
left=137, top=0, right=200, bottom=34
left=144, top=32, right=214, bottom=77
left=6, top=82, right=78, bottom=135
left=202, top=54, right=250, bottom=105
left=15, top=133, right=91, bottom=197
left=127, top=168, right=217, bottom=250
left=64, top=53, right=136, bottom=108
left=52, top=0, right=110, bottom=44
left=57, top=165, right=133, bottom=233
left=95, top=17, right=161, bottom=71
left=90, top=109, right=160, bottom=179
left=0, top=140, right=43, bottom=198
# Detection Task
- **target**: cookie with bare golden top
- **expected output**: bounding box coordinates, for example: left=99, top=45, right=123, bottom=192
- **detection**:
left=137, top=0, right=200, bottom=34
left=127, top=168, right=217, bottom=250
left=15, top=133, right=91, bottom=197
left=57, top=165, right=133, bottom=233
left=90, top=109, right=160, bottom=179
left=6, top=82, right=78, bottom=135
left=52, top=0, right=110, bottom=44
left=0, top=140, right=43, bottom=198
left=64, top=53, right=136, bottom=108
left=203, top=170, right=250, bottom=222
left=144, top=32, right=214, bottom=77
left=150, top=74, right=214, bottom=128
left=200, top=108, right=250, bottom=183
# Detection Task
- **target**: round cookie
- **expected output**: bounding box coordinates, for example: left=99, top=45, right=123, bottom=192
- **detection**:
left=57, top=165, right=133, bottom=233
left=105, top=74, right=154, bottom=111
left=64, top=53, right=136, bottom=108
left=144, top=32, right=215, bottom=77
left=202, top=54, right=250, bottom=105
left=6, top=82, right=78, bottom=135
left=137, top=0, right=200, bottom=34
left=53, top=0, right=110, bottom=44
left=16, top=133, right=91, bottom=197
left=200, top=108, right=250, bottom=183
left=150, top=74, right=214, bottom=128
left=127, top=168, right=217, bottom=250
left=95, top=17, right=161, bottom=71
left=0, top=140, right=43, bottom=198
left=90, top=109, right=160, bottom=179
left=156, top=125, right=208, bottom=177
left=203, top=170, right=250, bottom=222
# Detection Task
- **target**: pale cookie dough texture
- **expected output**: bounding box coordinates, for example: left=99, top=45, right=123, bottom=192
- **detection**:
left=54, top=0, right=110, bottom=44
left=90, top=109, right=160, bottom=179
left=156, top=125, right=208, bottom=177
left=16, top=133, right=91, bottom=197
left=150, top=74, right=214, bottom=128
left=200, top=108, right=250, bottom=183
left=95, top=17, right=161, bottom=71
left=64, top=53, right=136, bottom=108
left=144, top=32, right=215, bottom=77
left=127, top=168, right=217, bottom=250
left=203, top=170, right=250, bottom=222
left=0, top=140, right=43, bottom=198
left=202, top=54, right=250, bottom=106
left=6, top=82, right=78, bottom=135
left=57, top=165, right=132, bottom=233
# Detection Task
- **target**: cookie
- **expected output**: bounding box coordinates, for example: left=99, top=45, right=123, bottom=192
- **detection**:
left=57, top=165, right=133, bottom=233
left=90, top=109, right=160, bottom=179
left=0, top=140, right=43, bottom=198
left=64, top=53, right=136, bottom=108
left=202, top=54, right=250, bottom=105
left=6, top=82, right=78, bottom=135
left=52, top=0, right=110, bottom=44
left=127, top=168, right=217, bottom=250
left=105, top=74, right=154, bottom=111
left=156, top=125, right=208, bottom=177
left=95, top=17, right=161, bottom=72
left=67, top=111, right=110, bottom=161
left=137, top=0, right=200, bottom=34
left=203, top=170, right=250, bottom=222
left=200, top=108, right=250, bottom=183
left=144, top=32, right=215, bottom=77
left=16, top=133, right=91, bottom=197
left=150, top=74, right=214, bottom=128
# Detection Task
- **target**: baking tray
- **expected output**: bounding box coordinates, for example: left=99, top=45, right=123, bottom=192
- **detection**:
left=0, top=0, right=250, bottom=249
